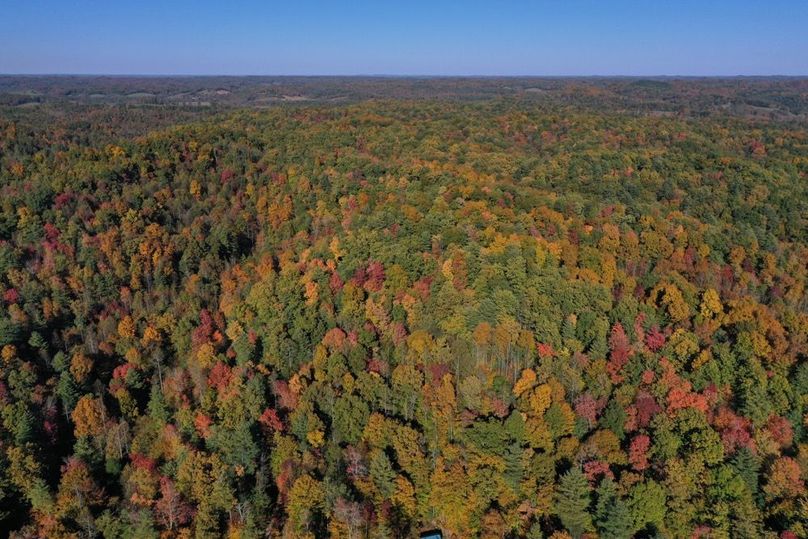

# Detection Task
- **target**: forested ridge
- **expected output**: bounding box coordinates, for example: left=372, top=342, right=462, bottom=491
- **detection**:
left=0, top=96, right=807, bottom=538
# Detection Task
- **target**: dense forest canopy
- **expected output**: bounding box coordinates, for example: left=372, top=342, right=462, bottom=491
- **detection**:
left=0, top=77, right=807, bottom=538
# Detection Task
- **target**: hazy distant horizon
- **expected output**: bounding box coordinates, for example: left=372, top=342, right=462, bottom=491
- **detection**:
left=3, top=73, right=808, bottom=79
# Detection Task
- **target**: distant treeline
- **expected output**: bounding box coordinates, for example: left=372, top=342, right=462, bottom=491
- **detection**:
left=2, top=75, right=808, bottom=122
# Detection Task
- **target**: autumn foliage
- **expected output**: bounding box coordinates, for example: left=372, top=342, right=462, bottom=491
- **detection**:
left=0, top=85, right=807, bottom=538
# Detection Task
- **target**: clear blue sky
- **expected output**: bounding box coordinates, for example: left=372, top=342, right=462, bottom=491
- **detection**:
left=1, top=0, right=807, bottom=75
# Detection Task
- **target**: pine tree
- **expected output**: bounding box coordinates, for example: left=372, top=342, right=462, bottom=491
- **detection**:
left=370, top=450, right=397, bottom=499
left=595, top=478, right=633, bottom=539
left=555, top=467, right=593, bottom=538
left=731, top=447, right=760, bottom=496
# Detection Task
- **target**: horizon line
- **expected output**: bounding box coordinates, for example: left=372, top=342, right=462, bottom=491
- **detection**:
left=2, top=73, right=808, bottom=79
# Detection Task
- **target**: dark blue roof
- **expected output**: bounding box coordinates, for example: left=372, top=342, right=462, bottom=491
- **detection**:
left=420, top=531, right=443, bottom=539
